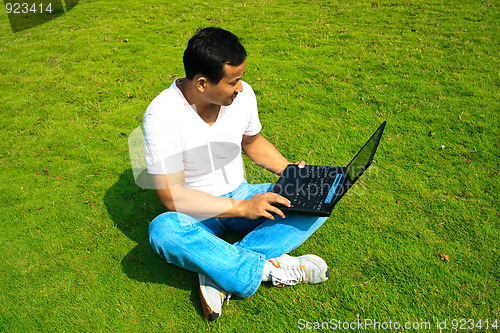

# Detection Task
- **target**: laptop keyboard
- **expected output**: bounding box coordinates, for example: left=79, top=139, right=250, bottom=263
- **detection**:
left=289, top=166, right=342, bottom=211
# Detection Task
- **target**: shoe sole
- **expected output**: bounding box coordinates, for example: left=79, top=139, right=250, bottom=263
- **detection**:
left=199, top=286, right=220, bottom=321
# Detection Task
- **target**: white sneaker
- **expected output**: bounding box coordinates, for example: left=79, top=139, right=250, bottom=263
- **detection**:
left=267, top=254, right=329, bottom=287
left=198, top=274, right=231, bottom=321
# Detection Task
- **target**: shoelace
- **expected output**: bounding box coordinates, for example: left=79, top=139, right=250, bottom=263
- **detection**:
left=220, top=290, right=232, bottom=306
left=272, top=264, right=307, bottom=286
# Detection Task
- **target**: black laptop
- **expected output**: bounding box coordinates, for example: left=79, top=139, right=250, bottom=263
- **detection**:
left=271, top=121, right=386, bottom=216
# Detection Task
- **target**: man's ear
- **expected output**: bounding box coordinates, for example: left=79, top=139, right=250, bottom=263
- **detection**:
left=195, top=75, right=208, bottom=93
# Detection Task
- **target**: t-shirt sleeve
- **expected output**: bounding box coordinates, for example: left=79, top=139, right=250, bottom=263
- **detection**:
left=142, top=111, right=184, bottom=175
left=242, top=82, right=262, bottom=136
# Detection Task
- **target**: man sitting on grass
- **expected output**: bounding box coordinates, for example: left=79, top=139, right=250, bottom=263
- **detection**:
left=143, top=27, right=330, bottom=321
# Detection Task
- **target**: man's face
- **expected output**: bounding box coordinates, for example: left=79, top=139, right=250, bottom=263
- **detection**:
left=203, top=61, right=246, bottom=106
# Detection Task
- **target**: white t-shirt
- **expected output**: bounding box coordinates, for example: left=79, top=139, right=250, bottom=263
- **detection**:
left=142, top=79, right=262, bottom=196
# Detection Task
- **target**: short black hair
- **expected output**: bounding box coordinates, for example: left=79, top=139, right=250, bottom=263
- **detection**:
left=183, top=27, right=247, bottom=84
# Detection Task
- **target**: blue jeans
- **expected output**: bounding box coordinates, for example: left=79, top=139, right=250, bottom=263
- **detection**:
left=148, top=181, right=328, bottom=298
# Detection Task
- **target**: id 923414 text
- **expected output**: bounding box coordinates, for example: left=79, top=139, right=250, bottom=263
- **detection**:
left=5, top=2, right=53, bottom=14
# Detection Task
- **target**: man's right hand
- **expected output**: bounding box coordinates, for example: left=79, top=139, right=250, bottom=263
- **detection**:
left=239, top=192, right=291, bottom=220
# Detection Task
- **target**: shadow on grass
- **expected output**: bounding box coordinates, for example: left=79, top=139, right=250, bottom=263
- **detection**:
left=104, top=169, right=204, bottom=315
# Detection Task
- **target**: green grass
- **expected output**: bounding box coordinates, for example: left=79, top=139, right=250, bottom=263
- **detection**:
left=0, top=0, right=499, bottom=331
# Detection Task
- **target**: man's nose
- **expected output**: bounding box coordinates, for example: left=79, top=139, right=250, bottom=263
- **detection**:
left=235, top=80, right=243, bottom=93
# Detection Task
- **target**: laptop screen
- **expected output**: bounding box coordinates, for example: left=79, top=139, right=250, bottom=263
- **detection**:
left=346, top=121, right=386, bottom=184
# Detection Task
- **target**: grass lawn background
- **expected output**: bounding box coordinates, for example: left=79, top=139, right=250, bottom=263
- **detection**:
left=0, top=0, right=498, bottom=331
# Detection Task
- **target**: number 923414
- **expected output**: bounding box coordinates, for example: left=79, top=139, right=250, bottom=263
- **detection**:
left=5, top=2, right=53, bottom=14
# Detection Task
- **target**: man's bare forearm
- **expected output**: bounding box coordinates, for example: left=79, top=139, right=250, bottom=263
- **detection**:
left=159, top=185, right=244, bottom=218
left=242, top=134, right=290, bottom=175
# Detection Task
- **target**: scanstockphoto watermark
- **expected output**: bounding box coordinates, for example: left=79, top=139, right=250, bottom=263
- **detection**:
left=4, top=0, right=78, bottom=33
left=128, top=126, right=378, bottom=221
left=298, top=318, right=432, bottom=330
left=297, top=318, right=499, bottom=331
left=128, top=125, right=380, bottom=197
